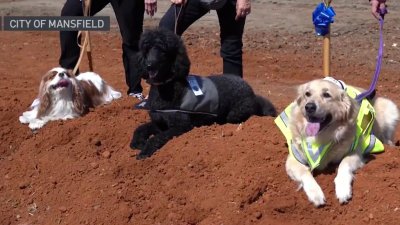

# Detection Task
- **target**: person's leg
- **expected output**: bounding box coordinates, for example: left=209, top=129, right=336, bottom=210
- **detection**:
left=159, top=0, right=209, bottom=35
left=217, top=2, right=246, bottom=77
left=59, top=0, right=109, bottom=70
left=110, top=0, right=145, bottom=96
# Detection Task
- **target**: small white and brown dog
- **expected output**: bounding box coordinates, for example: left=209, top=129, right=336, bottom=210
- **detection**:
left=276, top=77, right=399, bottom=207
left=19, top=67, right=121, bottom=130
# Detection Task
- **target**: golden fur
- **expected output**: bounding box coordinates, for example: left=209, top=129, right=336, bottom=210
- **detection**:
left=285, top=78, right=399, bottom=207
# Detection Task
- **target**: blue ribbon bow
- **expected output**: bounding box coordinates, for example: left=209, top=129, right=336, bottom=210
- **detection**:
left=312, top=3, right=336, bottom=36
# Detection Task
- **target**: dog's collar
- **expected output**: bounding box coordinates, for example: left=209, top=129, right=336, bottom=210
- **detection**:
left=146, top=77, right=175, bottom=86
left=323, top=77, right=347, bottom=90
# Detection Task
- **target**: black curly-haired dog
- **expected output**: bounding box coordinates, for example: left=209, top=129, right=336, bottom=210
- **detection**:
left=131, top=28, right=276, bottom=159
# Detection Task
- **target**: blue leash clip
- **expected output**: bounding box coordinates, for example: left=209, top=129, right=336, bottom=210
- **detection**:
left=312, top=2, right=336, bottom=36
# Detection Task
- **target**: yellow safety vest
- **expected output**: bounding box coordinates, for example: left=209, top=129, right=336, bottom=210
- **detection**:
left=275, top=86, right=384, bottom=171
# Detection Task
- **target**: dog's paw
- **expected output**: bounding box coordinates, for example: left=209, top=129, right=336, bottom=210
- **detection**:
left=334, top=175, right=352, bottom=204
left=136, top=143, right=160, bottom=160
left=28, top=120, right=46, bottom=130
left=303, top=179, right=326, bottom=207
left=136, top=151, right=151, bottom=160
left=20, top=110, right=37, bottom=124
left=19, top=115, right=29, bottom=124
left=306, top=187, right=326, bottom=207
left=130, top=139, right=145, bottom=151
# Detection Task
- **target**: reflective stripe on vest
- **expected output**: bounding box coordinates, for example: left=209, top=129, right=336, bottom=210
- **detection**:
left=274, top=86, right=384, bottom=171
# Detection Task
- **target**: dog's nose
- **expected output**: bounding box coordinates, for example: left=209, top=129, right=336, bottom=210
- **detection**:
left=146, top=61, right=158, bottom=71
left=305, top=102, right=317, bottom=114
left=58, top=72, right=65, bottom=78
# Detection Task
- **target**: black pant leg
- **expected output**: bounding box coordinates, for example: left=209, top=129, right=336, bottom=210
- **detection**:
left=160, top=0, right=244, bottom=77
left=217, top=1, right=245, bottom=77
left=59, top=0, right=109, bottom=70
left=159, top=0, right=209, bottom=35
left=110, top=0, right=145, bottom=95
left=59, top=0, right=83, bottom=70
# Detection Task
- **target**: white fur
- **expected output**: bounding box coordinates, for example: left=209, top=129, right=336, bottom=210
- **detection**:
left=76, top=72, right=122, bottom=102
left=373, top=97, right=399, bottom=145
left=334, top=154, right=364, bottom=204
left=286, top=155, right=326, bottom=207
left=19, top=67, right=121, bottom=130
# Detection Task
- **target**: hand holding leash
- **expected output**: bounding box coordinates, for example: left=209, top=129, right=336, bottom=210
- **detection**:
left=370, top=0, right=387, bottom=20
left=235, top=0, right=251, bottom=21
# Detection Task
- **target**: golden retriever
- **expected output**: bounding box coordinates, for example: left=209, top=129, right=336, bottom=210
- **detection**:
left=282, top=78, right=399, bottom=207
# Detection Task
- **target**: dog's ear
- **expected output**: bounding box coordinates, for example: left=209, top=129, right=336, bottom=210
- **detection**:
left=162, top=29, right=190, bottom=79
left=338, top=90, right=358, bottom=122
left=37, top=90, right=51, bottom=119
left=295, top=83, right=306, bottom=105
left=135, top=52, right=148, bottom=80
left=36, top=70, right=57, bottom=118
left=172, top=38, right=191, bottom=79
left=137, top=30, right=154, bottom=80
left=71, top=79, right=88, bottom=115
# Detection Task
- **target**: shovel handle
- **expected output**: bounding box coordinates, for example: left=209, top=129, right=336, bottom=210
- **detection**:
left=323, top=27, right=330, bottom=77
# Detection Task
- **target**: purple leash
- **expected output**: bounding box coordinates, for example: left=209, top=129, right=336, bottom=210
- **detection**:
left=355, top=18, right=384, bottom=102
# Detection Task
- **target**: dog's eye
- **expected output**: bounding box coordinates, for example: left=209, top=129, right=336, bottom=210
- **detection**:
left=305, top=91, right=311, bottom=97
left=323, top=92, right=331, bottom=98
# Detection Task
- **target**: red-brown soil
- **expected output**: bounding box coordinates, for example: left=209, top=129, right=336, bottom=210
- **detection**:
left=1, top=3, right=400, bottom=225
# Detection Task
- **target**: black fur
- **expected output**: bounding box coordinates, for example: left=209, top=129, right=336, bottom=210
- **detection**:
left=131, top=28, right=276, bottom=159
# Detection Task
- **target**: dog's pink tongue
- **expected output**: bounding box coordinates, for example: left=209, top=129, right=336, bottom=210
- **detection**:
left=58, top=79, right=69, bottom=87
left=306, top=123, right=320, bottom=136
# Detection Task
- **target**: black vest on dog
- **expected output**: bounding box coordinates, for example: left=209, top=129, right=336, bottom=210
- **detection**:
left=135, top=75, right=219, bottom=116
